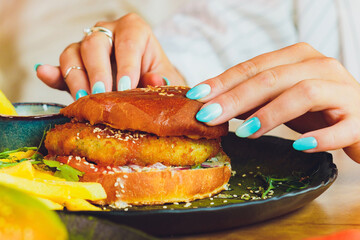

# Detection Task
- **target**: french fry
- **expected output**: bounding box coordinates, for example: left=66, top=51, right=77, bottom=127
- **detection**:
left=0, top=161, right=34, bottom=179
left=65, top=199, right=102, bottom=211
left=38, top=179, right=107, bottom=201
left=0, top=150, right=36, bottom=163
left=0, top=173, right=107, bottom=202
left=36, top=197, right=64, bottom=210
left=0, top=158, right=11, bottom=163
left=34, top=169, right=66, bottom=181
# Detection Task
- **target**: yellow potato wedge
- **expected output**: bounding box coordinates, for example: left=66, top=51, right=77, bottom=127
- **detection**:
left=0, top=184, right=68, bottom=240
left=0, top=89, right=17, bottom=115
left=0, top=161, right=34, bottom=179
left=36, top=197, right=64, bottom=210
left=65, top=199, right=102, bottom=211
left=0, top=173, right=106, bottom=202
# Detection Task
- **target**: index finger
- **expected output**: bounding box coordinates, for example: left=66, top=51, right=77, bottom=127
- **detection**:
left=81, top=22, right=115, bottom=94
left=186, top=42, right=324, bottom=102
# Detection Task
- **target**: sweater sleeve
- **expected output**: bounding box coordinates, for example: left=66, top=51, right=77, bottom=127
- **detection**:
left=154, top=0, right=298, bottom=86
left=154, top=0, right=227, bottom=87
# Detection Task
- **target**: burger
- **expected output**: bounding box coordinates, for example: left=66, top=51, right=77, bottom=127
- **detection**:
left=44, top=86, right=231, bottom=208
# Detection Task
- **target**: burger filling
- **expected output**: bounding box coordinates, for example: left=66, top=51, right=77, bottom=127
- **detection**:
left=45, top=122, right=223, bottom=167
left=50, top=152, right=230, bottom=175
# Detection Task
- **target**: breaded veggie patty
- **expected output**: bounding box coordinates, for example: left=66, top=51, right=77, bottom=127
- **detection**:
left=45, top=122, right=221, bottom=167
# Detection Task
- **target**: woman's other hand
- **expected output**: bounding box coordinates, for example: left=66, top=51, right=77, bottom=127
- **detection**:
left=35, top=13, right=185, bottom=100
left=187, top=43, right=360, bottom=162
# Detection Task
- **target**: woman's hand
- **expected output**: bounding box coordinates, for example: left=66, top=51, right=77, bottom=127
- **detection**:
left=186, top=42, right=360, bottom=162
left=35, top=13, right=185, bottom=100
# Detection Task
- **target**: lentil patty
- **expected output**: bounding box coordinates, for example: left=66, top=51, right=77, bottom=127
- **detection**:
left=45, top=122, right=221, bottom=167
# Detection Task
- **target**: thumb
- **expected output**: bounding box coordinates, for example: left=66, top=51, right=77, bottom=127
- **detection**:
left=140, top=64, right=186, bottom=87
left=140, top=72, right=165, bottom=87
left=36, top=64, right=68, bottom=91
left=344, top=142, right=360, bottom=164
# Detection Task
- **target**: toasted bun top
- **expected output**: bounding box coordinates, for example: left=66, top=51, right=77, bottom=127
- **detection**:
left=60, top=86, right=228, bottom=139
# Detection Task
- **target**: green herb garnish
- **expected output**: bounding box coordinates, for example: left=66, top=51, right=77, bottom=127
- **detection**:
left=0, top=125, right=84, bottom=181
left=0, top=147, right=38, bottom=169
left=191, top=164, right=202, bottom=169
left=0, top=147, right=37, bottom=159
left=0, top=148, right=84, bottom=181
left=43, top=159, right=84, bottom=182
left=259, top=173, right=310, bottom=199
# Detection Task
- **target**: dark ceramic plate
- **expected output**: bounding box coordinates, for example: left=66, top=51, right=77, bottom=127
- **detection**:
left=62, top=133, right=337, bottom=237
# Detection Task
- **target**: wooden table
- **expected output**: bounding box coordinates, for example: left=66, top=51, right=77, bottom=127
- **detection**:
left=176, top=150, right=360, bottom=240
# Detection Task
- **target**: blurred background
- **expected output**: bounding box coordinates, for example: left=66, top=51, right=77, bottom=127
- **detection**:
left=3, top=0, right=358, bottom=173
left=0, top=0, right=301, bottom=139
left=0, top=0, right=188, bottom=105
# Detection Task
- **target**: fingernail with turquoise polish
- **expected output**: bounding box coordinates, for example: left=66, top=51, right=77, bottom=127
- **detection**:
left=92, top=81, right=105, bottom=94
left=118, top=76, right=131, bottom=91
left=196, top=103, right=222, bottom=122
left=293, top=137, right=318, bottom=151
left=186, top=84, right=211, bottom=100
left=235, top=117, right=261, bottom=138
left=163, top=77, right=170, bottom=86
left=75, top=89, right=88, bottom=100
left=34, top=63, right=42, bottom=71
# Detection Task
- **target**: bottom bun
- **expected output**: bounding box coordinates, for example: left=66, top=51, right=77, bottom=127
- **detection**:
left=88, top=164, right=231, bottom=208
left=54, top=152, right=231, bottom=208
